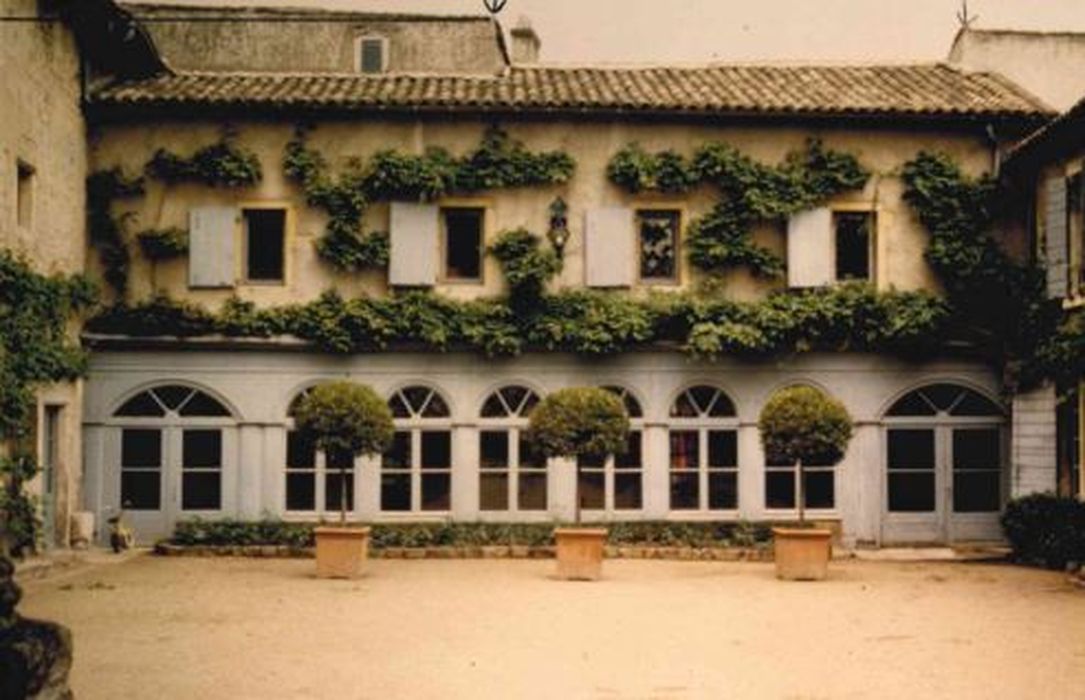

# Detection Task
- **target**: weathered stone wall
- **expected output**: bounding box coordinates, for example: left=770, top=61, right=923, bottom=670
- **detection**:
left=124, top=3, right=507, bottom=75
left=0, top=0, right=87, bottom=548
left=90, top=116, right=1000, bottom=308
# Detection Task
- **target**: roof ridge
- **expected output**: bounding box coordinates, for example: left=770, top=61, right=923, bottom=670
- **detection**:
left=121, top=2, right=492, bottom=22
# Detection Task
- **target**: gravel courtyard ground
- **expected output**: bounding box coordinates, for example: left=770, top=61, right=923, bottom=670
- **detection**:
left=18, top=555, right=1085, bottom=700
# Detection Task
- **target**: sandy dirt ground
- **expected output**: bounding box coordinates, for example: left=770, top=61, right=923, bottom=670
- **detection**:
left=17, top=555, right=1085, bottom=700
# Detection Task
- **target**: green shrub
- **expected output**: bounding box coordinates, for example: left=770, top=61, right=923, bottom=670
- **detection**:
left=137, top=227, right=189, bottom=261
left=758, top=386, right=853, bottom=467
left=1001, top=494, right=1085, bottom=570
left=527, top=387, right=630, bottom=460
left=0, top=454, right=41, bottom=557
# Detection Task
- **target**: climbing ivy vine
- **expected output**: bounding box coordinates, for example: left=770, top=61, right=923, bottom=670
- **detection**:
left=607, top=139, right=870, bottom=278
left=283, top=126, right=575, bottom=272
left=145, top=135, right=262, bottom=188
left=87, top=167, right=145, bottom=296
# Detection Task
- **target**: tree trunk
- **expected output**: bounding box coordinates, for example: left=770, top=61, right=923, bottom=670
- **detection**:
left=339, top=462, right=347, bottom=526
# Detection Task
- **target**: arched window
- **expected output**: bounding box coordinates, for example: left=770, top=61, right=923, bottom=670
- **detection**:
left=578, top=386, right=644, bottom=512
left=284, top=388, right=356, bottom=515
left=113, top=385, right=233, bottom=513
left=479, top=385, right=546, bottom=512
left=885, top=384, right=1005, bottom=520
left=382, top=386, right=453, bottom=512
left=668, top=385, right=738, bottom=512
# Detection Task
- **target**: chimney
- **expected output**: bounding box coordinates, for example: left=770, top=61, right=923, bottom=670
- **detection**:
left=510, top=16, right=541, bottom=64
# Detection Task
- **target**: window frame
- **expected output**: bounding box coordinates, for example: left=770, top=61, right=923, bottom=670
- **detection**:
left=239, top=203, right=292, bottom=287
left=667, top=385, right=740, bottom=515
left=831, top=207, right=876, bottom=284
left=382, top=385, right=454, bottom=514
left=634, top=206, right=683, bottom=286
left=355, top=35, right=389, bottom=74
left=439, top=205, right=487, bottom=284
left=478, top=385, right=548, bottom=514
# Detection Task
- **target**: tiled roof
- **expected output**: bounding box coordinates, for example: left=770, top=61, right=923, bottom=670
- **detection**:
left=1004, top=93, right=1085, bottom=170
left=91, top=63, right=1051, bottom=120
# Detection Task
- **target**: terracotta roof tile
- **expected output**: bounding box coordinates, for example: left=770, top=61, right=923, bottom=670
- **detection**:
left=91, top=63, right=1051, bottom=119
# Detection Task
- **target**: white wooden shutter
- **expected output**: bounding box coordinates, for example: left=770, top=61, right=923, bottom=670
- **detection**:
left=389, top=202, right=439, bottom=287
left=188, top=205, right=237, bottom=289
left=584, top=207, right=635, bottom=287
left=1044, top=175, right=1069, bottom=299
left=787, top=207, right=834, bottom=288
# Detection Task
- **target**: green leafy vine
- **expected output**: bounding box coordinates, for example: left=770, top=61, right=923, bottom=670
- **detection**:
left=87, top=167, right=145, bottom=296
left=137, top=227, right=189, bottom=261
left=145, top=136, right=262, bottom=188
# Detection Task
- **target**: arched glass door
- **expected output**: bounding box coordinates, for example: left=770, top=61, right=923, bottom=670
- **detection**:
left=883, top=383, right=1005, bottom=543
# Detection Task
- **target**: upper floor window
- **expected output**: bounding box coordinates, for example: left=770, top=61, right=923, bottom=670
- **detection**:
left=442, top=207, right=484, bottom=282
left=243, top=208, right=286, bottom=283
left=357, top=36, right=388, bottom=74
left=16, top=160, right=34, bottom=228
left=637, top=209, right=679, bottom=283
left=834, top=211, right=873, bottom=282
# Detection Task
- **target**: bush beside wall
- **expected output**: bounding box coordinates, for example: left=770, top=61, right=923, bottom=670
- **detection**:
left=1001, top=494, right=1085, bottom=570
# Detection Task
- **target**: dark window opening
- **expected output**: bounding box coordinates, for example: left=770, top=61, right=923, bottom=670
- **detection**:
left=443, top=208, right=483, bottom=281
left=834, top=211, right=872, bottom=281
left=637, top=210, right=679, bottom=281
left=359, top=37, right=385, bottom=73
left=16, top=160, right=33, bottom=228
left=243, top=209, right=286, bottom=282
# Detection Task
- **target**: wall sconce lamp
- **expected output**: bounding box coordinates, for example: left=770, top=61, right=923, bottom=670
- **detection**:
left=547, top=197, right=570, bottom=256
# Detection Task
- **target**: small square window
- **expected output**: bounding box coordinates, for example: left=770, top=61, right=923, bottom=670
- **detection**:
left=834, top=211, right=873, bottom=281
left=243, top=208, right=286, bottom=283
left=358, top=37, right=386, bottom=73
left=443, top=207, right=483, bottom=281
left=16, top=160, right=34, bottom=228
left=637, top=209, right=679, bottom=282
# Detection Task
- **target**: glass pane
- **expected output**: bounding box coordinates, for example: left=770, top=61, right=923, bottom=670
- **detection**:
left=286, top=430, right=316, bottom=470
left=888, top=473, right=935, bottom=512
left=669, top=473, right=698, bottom=510
left=421, top=431, right=451, bottom=469
left=708, top=392, right=736, bottom=418
left=285, top=473, right=315, bottom=511
left=244, top=209, right=285, bottom=281
left=578, top=453, right=605, bottom=469
left=500, top=386, right=528, bottom=413
left=689, top=386, right=717, bottom=414
left=152, top=385, right=192, bottom=410
left=519, top=435, right=547, bottom=469
left=480, top=393, right=507, bottom=418
left=951, top=390, right=1002, bottom=417
left=122, top=429, right=161, bottom=468
left=708, top=472, right=737, bottom=510
left=326, top=447, right=354, bottom=472
left=923, top=384, right=963, bottom=412
left=479, top=473, right=509, bottom=511
left=115, top=392, right=165, bottom=417
left=708, top=430, right=737, bottom=467
left=444, top=208, right=483, bottom=280
left=383, top=432, right=411, bottom=470
left=804, top=471, right=835, bottom=509
left=669, top=431, right=699, bottom=469
left=834, top=211, right=871, bottom=281
left=422, top=392, right=450, bottom=418
left=480, top=431, right=509, bottom=469
left=178, top=391, right=230, bottom=417
left=182, top=473, right=220, bottom=510
left=360, top=38, right=383, bottom=73
left=402, top=386, right=431, bottom=414
left=518, top=473, right=547, bottom=511
left=614, top=473, right=642, bottom=510
left=388, top=394, right=411, bottom=418
left=520, top=392, right=540, bottom=417
left=615, top=432, right=642, bottom=469
left=888, top=429, right=935, bottom=470
left=953, top=472, right=1000, bottom=512
left=421, top=474, right=451, bottom=511
left=182, top=430, right=221, bottom=469
left=953, top=429, right=1001, bottom=470
left=381, top=474, right=411, bottom=511
left=121, top=471, right=160, bottom=510
left=578, top=472, right=605, bottom=510
left=638, top=210, right=677, bottom=280
left=886, top=391, right=937, bottom=417
left=325, top=472, right=355, bottom=512
left=670, top=392, right=698, bottom=418
left=765, top=471, right=795, bottom=509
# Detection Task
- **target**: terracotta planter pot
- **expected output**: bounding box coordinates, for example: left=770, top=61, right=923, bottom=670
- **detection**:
left=314, top=526, right=370, bottom=579
left=554, top=528, right=607, bottom=581
left=772, top=527, right=832, bottom=581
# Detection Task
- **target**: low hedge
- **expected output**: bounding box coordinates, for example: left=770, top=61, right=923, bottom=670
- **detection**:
left=1001, top=494, right=1085, bottom=570
left=169, top=519, right=773, bottom=550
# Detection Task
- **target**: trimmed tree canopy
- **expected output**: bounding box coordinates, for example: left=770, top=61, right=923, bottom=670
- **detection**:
left=758, top=385, right=853, bottom=466
left=293, top=381, right=394, bottom=457
left=527, top=387, right=630, bottom=459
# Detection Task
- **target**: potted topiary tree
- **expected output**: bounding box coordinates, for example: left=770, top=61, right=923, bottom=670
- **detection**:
left=293, top=381, right=394, bottom=579
left=527, top=387, right=629, bottom=580
left=758, top=385, right=853, bottom=581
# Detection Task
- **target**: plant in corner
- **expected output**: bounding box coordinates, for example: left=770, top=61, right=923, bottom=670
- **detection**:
left=527, top=387, right=629, bottom=580
left=758, top=385, right=853, bottom=581
left=292, top=381, right=394, bottom=578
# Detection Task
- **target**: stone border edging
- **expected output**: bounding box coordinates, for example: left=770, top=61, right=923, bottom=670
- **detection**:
left=154, top=543, right=773, bottom=562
